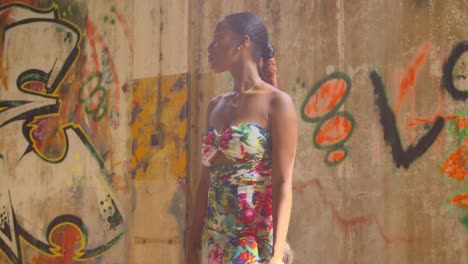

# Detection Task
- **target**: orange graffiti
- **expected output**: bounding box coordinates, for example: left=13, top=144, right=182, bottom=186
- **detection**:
left=84, top=19, right=100, bottom=72
left=315, top=114, right=353, bottom=147
left=450, top=194, right=468, bottom=209
left=408, top=115, right=457, bottom=127
left=304, top=79, right=347, bottom=119
left=395, top=42, right=432, bottom=113
left=115, top=11, right=134, bottom=56
left=440, top=143, right=468, bottom=181
left=456, top=117, right=468, bottom=130
left=326, top=149, right=346, bottom=164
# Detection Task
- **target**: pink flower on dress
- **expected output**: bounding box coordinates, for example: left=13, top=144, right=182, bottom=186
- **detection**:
left=240, top=206, right=256, bottom=223
left=202, top=145, right=212, bottom=156
left=219, top=129, right=233, bottom=150
left=254, top=189, right=272, bottom=217
left=253, top=160, right=271, bottom=176
left=207, top=243, right=224, bottom=264
left=202, top=130, right=217, bottom=145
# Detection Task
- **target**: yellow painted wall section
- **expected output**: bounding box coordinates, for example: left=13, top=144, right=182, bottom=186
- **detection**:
left=130, top=74, right=188, bottom=181
left=2, top=0, right=468, bottom=264
left=129, top=73, right=188, bottom=264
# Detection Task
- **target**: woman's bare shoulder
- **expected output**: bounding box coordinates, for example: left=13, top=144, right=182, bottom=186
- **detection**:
left=267, top=86, right=294, bottom=111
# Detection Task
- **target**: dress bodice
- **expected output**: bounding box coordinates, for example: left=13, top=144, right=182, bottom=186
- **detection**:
left=201, top=122, right=271, bottom=167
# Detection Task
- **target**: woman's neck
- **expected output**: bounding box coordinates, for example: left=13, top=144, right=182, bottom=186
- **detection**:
left=229, top=61, right=262, bottom=93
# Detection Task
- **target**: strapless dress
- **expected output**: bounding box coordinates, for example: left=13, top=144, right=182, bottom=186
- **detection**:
left=201, top=122, right=274, bottom=263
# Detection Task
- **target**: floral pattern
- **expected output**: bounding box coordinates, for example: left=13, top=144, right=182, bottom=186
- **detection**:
left=201, top=123, right=274, bottom=263
left=201, top=123, right=270, bottom=167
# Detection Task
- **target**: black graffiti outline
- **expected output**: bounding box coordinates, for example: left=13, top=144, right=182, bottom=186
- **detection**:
left=369, top=71, right=445, bottom=169
left=442, top=41, right=468, bottom=101
left=5, top=16, right=82, bottom=96
left=0, top=197, right=124, bottom=263
left=0, top=4, right=124, bottom=262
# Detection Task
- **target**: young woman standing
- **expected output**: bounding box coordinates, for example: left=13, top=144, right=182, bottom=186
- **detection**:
left=187, top=12, right=297, bottom=264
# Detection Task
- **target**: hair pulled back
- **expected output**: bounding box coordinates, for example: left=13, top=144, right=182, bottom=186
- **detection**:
left=224, top=12, right=278, bottom=87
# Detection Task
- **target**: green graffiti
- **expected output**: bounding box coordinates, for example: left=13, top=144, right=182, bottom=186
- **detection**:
left=78, top=72, right=108, bottom=121
left=461, top=213, right=468, bottom=231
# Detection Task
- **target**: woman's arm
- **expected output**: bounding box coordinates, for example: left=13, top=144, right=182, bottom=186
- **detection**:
left=269, top=91, right=297, bottom=262
left=185, top=97, right=219, bottom=264
left=186, top=166, right=210, bottom=263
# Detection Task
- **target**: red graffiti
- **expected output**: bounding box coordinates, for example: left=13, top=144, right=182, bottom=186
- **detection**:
left=30, top=223, right=88, bottom=264
left=21, top=80, right=46, bottom=93
left=115, top=11, right=134, bottom=56
left=29, top=116, right=67, bottom=161
left=84, top=20, right=100, bottom=72
left=293, top=178, right=411, bottom=245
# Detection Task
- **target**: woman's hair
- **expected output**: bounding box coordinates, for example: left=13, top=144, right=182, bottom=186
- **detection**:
left=224, top=12, right=278, bottom=87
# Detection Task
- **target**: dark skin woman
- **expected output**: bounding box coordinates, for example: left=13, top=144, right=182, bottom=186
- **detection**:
left=186, top=12, right=297, bottom=264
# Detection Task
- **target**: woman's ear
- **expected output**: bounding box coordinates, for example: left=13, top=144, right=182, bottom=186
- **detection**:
left=238, top=35, right=250, bottom=49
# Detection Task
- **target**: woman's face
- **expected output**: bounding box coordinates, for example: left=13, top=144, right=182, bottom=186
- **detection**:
left=207, top=19, right=241, bottom=73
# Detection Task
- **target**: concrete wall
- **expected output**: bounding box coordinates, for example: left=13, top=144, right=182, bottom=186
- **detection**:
left=0, top=0, right=467, bottom=264
left=0, top=0, right=135, bottom=263
left=189, top=1, right=468, bottom=264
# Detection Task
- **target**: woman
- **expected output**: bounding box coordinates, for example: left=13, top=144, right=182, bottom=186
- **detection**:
left=187, top=12, right=297, bottom=264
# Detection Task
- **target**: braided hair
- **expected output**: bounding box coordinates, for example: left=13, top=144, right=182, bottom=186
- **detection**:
left=224, top=12, right=279, bottom=87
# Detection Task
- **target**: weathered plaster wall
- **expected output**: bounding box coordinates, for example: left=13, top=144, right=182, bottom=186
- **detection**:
left=0, top=0, right=134, bottom=263
left=189, top=1, right=468, bottom=264
left=1, top=0, right=468, bottom=264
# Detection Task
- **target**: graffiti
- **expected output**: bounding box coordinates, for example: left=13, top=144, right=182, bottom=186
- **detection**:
left=441, top=111, right=468, bottom=181
left=79, top=72, right=108, bottom=122
left=0, top=3, right=127, bottom=263
left=104, top=6, right=116, bottom=25
left=451, top=194, right=468, bottom=209
left=0, top=209, right=123, bottom=263
left=300, top=72, right=355, bottom=166
left=440, top=142, right=468, bottom=181
left=293, top=178, right=410, bottom=245
left=369, top=71, right=445, bottom=169
left=437, top=110, right=468, bottom=229
left=395, top=43, right=432, bottom=113
left=83, top=18, right=122, bottom=131
left=442, top=41, right=468, bottom=101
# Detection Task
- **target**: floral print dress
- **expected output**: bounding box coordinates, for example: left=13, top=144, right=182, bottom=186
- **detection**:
left=201, top=122, right=274, bottom=264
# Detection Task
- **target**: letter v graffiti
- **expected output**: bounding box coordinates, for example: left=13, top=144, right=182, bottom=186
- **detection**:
left=369, top=71, right=445, bottom=169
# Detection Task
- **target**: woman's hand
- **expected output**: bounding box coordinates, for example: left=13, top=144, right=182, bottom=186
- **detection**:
left=268, top=255, right=283, bottom=264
